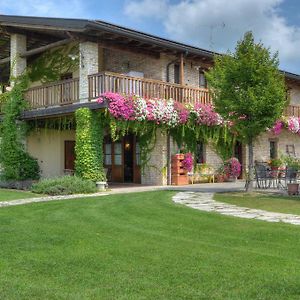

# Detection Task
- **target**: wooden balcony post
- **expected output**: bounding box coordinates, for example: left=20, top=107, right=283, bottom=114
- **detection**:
left=179, top=53, right=184, bottom=85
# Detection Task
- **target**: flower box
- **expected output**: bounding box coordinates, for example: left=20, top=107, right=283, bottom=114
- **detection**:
left=171, top=174, right=188, bottom=185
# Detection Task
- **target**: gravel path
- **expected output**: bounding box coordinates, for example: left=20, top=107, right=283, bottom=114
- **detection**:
left=173, top=191, right=300, bottom=225
left=0, top=192, right=109, bottom=208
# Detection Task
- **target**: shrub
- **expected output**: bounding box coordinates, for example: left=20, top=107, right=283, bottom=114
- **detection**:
left=31, top=176, right=97, bottom=195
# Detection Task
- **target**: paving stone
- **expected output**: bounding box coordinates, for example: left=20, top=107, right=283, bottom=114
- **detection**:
left=172, top=191, right=300, bottom=226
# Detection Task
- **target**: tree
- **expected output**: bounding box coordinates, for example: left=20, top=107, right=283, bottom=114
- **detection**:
left=206, top=32, right=286, bottom=190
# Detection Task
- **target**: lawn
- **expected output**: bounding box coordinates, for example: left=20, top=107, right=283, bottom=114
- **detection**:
left=215, top=192, right=300, bottom=215
left=0, top=188, right=38, bottom=201
left=1, top=191, right=300, bottom=299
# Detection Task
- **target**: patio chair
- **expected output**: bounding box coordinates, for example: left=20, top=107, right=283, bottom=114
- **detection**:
left=255, top=164, right=272, bottom=189
left=280, top=167, right=298, bottom=189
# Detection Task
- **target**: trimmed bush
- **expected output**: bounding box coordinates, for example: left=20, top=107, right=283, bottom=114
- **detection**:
left=31, top=176, right=97, bottom=195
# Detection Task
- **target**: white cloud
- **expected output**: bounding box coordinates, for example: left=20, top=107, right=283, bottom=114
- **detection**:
left=124, top=0, right=300, bottom=73
left=124, top=0, right=169, bottom=20
left=0, top=0, right=86, bottom=18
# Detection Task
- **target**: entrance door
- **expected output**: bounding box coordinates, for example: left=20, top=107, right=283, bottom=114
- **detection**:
left=65, top=141, right=76, bottom=171
left=124, top=135, right=134, bottom=183
left=234, top=141, right=243, bottom=179
left=103, top=135, right=141, bottom=183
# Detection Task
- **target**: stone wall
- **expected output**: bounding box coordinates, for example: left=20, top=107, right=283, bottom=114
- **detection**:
left=79, top=42, right=99, bottom=102
left=141, top=130, right=168, bottom=185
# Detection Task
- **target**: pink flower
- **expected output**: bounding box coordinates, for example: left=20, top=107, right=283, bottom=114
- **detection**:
left=224, top=157, right=241, bottom=178
left=182, top=153, right=193, bottom=172
left=272, top=120, right=283, bottom=135
left=288, top=117, right=299, bottom=134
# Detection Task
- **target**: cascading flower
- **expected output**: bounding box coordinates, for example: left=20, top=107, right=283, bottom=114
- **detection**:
left=98, top=92, right=300, bottom=137
left=192, top=102, right=223, bottom=126
left=133, top=96, right=147, bottom=121
left=174, top=102, right=190, bottom=124
left=288, top=117, right=300, bottom=133
left=272, top=120, right=283, bottom=135
left=98, top=92, right=134, bottom=120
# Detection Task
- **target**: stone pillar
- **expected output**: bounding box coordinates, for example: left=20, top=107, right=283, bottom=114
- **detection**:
left=10, top=33, right=27, bottom=80
left=79, top=41, right=99, bottom=102
left=141, top=129, right=168, bottom=185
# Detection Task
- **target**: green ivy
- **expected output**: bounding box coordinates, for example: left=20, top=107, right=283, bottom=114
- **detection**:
left=28, top=43, right=79, bottom=83
left=75, top=108, right=106, bottom=182
left=0, top=75, right=40, bottom=180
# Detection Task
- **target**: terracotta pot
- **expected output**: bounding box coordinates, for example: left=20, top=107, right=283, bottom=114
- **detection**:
left=216, top=175, right=225, bottom=183
left=287, top=183, right=299, bottom=196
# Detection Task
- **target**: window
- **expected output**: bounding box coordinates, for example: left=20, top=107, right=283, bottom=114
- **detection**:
left=286, top=144, right=296, bottom=157
left=104, top=143, right=112, bottom=165
left=195, top=142, right=205, bottom=163
left=174, top=64, right=180, bottom=84
left=114, top=142, right=122, bottom=165
left=269, top=140, right=278, bottom=159
left=199, top=70, right=207, bottom=88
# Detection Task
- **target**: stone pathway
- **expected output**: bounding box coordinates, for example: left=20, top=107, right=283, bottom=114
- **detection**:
left=0, top=192, right=109, bottom=208
left=173, top=192, right=300, bottom=225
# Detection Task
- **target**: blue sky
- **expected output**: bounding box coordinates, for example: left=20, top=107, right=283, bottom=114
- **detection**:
left=1, top=0, right=300, bottom=73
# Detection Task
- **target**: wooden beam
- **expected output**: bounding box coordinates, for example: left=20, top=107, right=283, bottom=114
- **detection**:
left=20, top=38, right=72, bottom=58
left=179, top=53, right=184, bottom=85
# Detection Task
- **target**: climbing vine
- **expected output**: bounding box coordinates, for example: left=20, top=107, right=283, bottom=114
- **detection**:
left=75, top=108, right=106, bottom=182
left=28, top=43, right=79, bottom=83
left=0, top=75, right=40, bottom=180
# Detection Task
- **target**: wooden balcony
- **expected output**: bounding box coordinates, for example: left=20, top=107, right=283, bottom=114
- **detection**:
left=284, top=105, right=300, bottom=117
left=88, top=71, right=211, bottom=104
left=24, top=78, right=79, bottom=109
left=18, top=71, right=300, bottom=120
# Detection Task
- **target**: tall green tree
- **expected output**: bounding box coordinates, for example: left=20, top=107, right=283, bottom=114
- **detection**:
left=206, top=32, right=286, bottom=190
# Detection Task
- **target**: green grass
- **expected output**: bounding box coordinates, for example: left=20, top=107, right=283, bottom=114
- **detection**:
left=0, top=188, right=38, bottom=201
left=1, top=191, right=300, bottom=299
left=215, top=192, right=300, bottom=215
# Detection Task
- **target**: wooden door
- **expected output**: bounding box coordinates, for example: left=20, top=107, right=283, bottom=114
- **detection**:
left=133, top=137, right=141, bottom=183
left=103, top=135, right=141, bottom=183
left=64, top=141, right=76, bottom=170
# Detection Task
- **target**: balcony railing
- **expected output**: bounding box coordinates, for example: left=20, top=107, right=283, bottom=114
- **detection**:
left=24, top=78, right=79, bottom=109
left=15, top=71, right=300, bottom=119
left=284, top=105, right=300, bottom=117
left=88, top=71, right=211, bottom=104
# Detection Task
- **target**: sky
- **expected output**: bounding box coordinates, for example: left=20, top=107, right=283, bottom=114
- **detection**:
left=1, top=0, right=300, bottom=74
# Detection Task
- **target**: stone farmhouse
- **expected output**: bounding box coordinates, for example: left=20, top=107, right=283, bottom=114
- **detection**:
left=0, top=15, right=300, bottom=185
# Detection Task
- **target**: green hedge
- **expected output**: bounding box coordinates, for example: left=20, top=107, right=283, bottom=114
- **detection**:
left=31, top=176, right=97, bottom=195
left=75, top=108, right=106, bottom=182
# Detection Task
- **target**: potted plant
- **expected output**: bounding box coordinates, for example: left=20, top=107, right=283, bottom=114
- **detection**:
left=283, top=156, right=300, bottom=195
left=215, top=165, right=226, bottom=182
left=224, top=157, right=242, bottom=182
left=269, top=158, right=282, bottom=169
